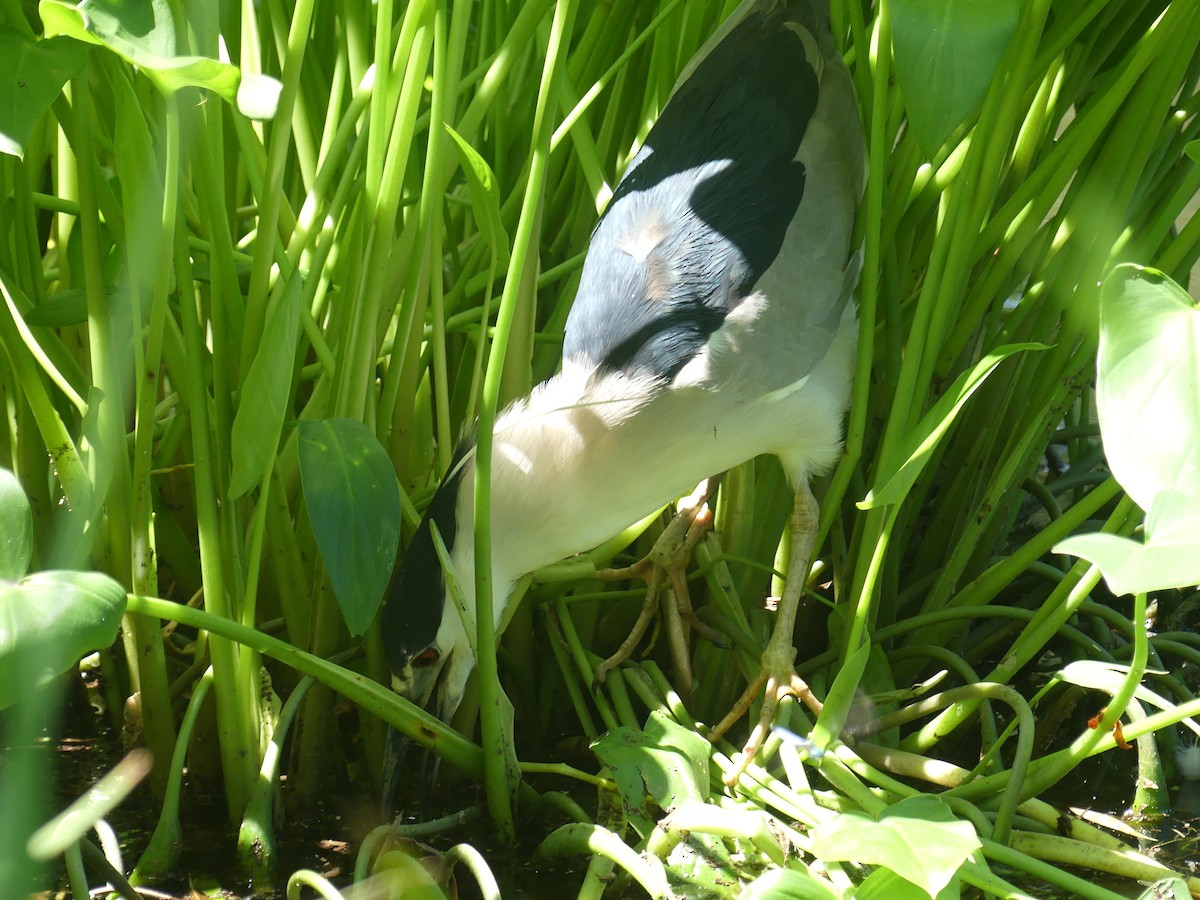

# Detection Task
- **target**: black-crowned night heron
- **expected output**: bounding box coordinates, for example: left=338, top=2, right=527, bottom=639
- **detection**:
left=383, top=0, right=865, bottom=784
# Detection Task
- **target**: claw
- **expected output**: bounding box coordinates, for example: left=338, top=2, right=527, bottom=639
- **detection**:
left=594, top=480, right=725, bottom=689
left=708, top=481, right=826, bottom=785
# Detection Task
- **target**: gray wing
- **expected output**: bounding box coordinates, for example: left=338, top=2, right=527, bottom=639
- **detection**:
left=563, top=4, right=820, bottom=381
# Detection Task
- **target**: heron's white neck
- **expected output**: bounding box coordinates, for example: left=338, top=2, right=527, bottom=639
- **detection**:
left=448, top=362, right=741, bottom=594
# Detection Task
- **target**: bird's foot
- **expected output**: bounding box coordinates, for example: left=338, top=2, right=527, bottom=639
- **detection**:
left=594, top=481, right=725, bottom=691
left=708, top=636, right=823, bottom=786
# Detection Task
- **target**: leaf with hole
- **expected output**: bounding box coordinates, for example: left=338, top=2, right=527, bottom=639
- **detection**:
left=592, top=710, right=709, bottom=836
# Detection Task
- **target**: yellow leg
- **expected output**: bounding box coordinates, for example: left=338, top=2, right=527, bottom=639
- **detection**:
left=594, top=480, right=724, bottom=691
left=709, top=481, right=824, bottom=784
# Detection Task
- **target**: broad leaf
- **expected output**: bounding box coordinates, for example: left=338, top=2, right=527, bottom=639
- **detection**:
left=1056, top=267, right=1200, bottom=595
left=0, top=27, right=89, bottom=159
left=0, top=468, right=32, bottom=581
left=298, top=419, right=402, bottom=637
left=0, top=570, right=127, bottom=709
left=1054, top=527, right=1200, bottom=597
left=1095, top=266, right=1199, bottom=512
left=740, top=867, right=838, bottom=900
left=891, top=0, right=1020, bottom=155
left=229, top=272, right=302, bottom=499
left=858, top=867, right=960, bottom=900
left=39, top=0, right=280, bottom=119
left=812, top=796, right=979, bottom=896
left=592, top=710, right=710, bottom=835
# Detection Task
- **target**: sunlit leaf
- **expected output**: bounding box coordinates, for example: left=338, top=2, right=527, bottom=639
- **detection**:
left=741, top=868, right=839, bottom=900
left=1054, top=526, right=1200, bottom=596
left=0, top=468, right=32, bottom=581
left=860, top=343, right=1046, bottom=509
left=39, top=0, right=280, bottom=119
left=1056, top=267, right=1200, bottom=595
left=0, top=570, right=127, bottom=709
left=228, top=272, right=302, bottom=499
left=1095, top=266, right=1200, bottom=511
left=858, top=867, right=960, bottom=900
left=0, top=27, right=88, bottom=159
left=298, top=419, right=402, bottom=638
left=891, top=0, right=1020, bottom=155
left=813, top=796, right=979, bottom=896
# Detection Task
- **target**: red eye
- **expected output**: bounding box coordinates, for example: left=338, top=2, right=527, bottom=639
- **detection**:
left=413, top=647, right=440, bottom=668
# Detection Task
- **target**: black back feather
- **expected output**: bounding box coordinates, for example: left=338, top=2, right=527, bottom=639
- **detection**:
left=380, top=442, right=470, bottom=675
left=563, top=8, right=819, bottom=380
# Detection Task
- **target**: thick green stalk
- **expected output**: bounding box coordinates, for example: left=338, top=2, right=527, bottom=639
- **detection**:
left=174, top=212, right=256, bottom=820
left=474, top=0, right=578, bottom=840
left=124, top=594, right=483, bottom=773
left=74, top=72, right=178, bottom=797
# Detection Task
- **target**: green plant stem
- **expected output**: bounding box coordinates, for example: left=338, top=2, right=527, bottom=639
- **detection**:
left=173, top=210, right=256, bottom=820
left=237, top=674, right=316, bottom=883
left=536, top=823, right=671, bottom=899
left=983, top=839, right=1129, bottom=900
left=124, top=593, right=484, bottom=773
left=473, top=0, right=578, bottom=840
left=131, top=668, right=214, bottom=882
left=445, top=843, right=502, bottom=900
left=241, top=0, right=318, bottom=375
left=866, top=683, right=1034, bottom=844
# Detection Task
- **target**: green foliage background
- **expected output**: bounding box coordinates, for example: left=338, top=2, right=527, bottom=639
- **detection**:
left=1, top=0, right=1200, bottom=896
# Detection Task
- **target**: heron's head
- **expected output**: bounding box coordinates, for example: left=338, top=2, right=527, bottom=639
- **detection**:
left=381, top=450, right=475, bottom=727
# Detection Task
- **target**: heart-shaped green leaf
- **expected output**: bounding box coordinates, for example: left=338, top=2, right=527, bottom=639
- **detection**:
left=1056, top=267, right=1200, bottom=595
left=1095, top=266, right=1200, bottom=512
left=298, top=419, right=402, bottom=637
left=813, top=796, right=979, bottom=896
left=0, top=569, right=127, bottom=709
left=592, top=711, right=710, bottom=836
left=891, top=0, right=1020, bottom=156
